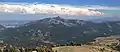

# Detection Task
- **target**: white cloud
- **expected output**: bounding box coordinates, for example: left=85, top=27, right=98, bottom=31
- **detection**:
left=80, top=5, right=120, bottom=10
left=0, top=2, right=104, bottom=16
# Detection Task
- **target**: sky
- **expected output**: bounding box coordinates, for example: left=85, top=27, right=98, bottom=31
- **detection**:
left=1, top=0, right=120, bottom=6
left=0, top=0, right=120, bottom=20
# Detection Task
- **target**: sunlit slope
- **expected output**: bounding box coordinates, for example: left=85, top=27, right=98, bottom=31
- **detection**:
left=52, top=45, right=118, bottom=52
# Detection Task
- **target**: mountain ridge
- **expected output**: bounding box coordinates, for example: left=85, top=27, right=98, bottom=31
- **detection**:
left=0, top=16, right=120, bottom=46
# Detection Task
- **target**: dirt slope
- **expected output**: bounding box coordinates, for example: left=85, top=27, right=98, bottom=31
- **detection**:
left=52, top=45, right=118, bottom=52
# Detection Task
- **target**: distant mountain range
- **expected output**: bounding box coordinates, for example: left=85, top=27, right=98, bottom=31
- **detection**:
left=90, top=16, right=120, bottom=23
left=0, top=24, right=5, bottom=32
left=0, top=16, right=120, bottom=46
left=0, top=20, right=31, bottom=28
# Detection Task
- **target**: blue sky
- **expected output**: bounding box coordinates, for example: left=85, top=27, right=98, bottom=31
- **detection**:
left=0, top=0, right=119, bottom=20
left=1, top=0, right=120, bottom=6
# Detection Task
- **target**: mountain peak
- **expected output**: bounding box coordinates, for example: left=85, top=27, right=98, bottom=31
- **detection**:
left=52, top=16, right=64, bottom=20
left=33, top=16, right=90, bottom=27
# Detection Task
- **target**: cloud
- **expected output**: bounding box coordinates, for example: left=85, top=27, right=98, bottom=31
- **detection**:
left=0, top=2, right=104, bottom=16
left=81, top=5, right=120, bottom=10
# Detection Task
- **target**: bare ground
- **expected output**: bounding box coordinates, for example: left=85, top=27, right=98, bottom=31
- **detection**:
left=52, top=45, right=118, bottom=52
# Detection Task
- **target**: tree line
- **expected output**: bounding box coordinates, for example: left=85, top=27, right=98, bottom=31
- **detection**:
left=0, top=42, right=82, bottom=52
